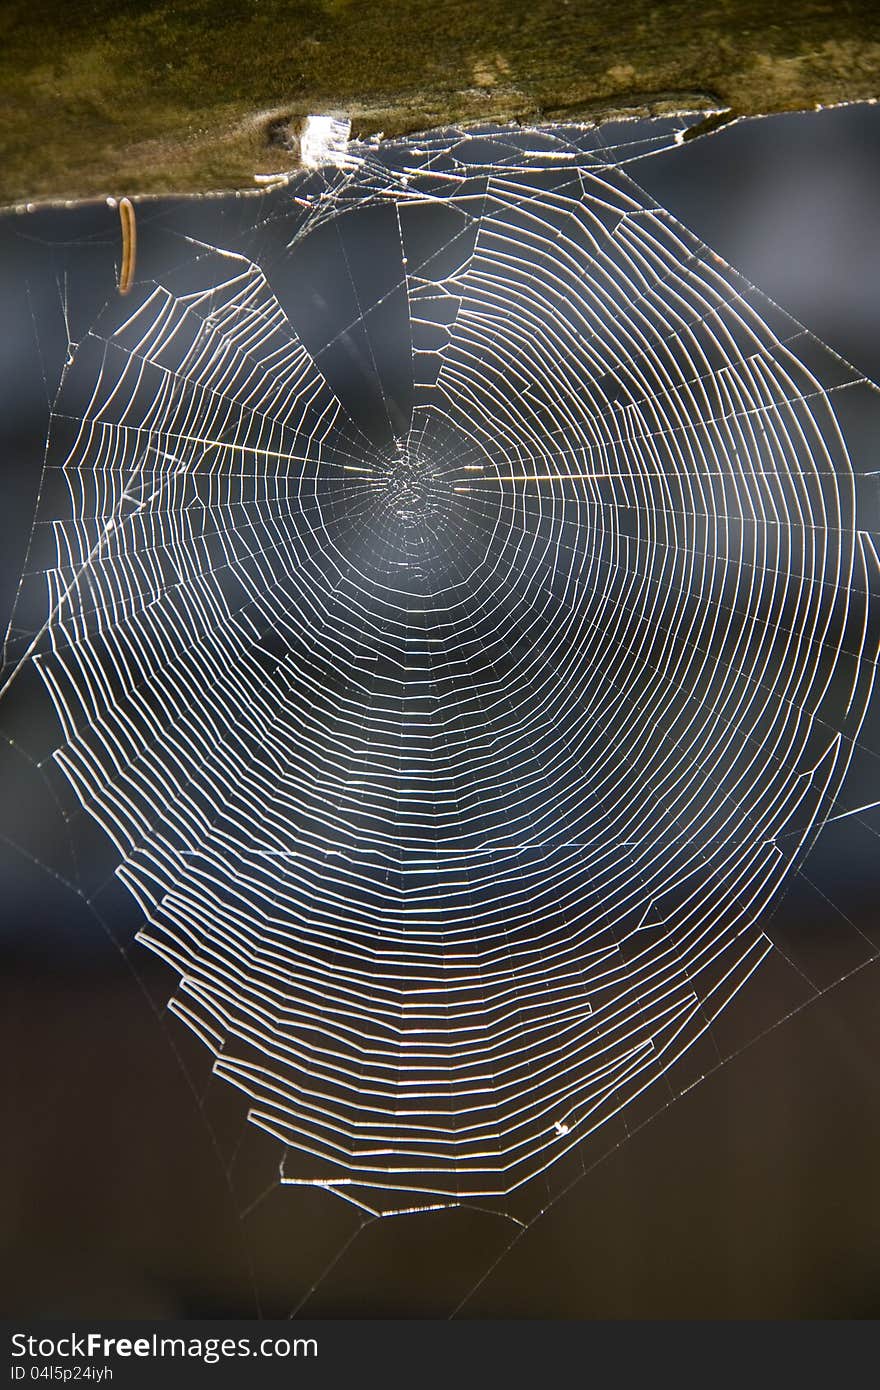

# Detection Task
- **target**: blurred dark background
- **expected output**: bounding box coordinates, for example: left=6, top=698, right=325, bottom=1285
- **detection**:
left=0, top=103, right=878, bottom=1318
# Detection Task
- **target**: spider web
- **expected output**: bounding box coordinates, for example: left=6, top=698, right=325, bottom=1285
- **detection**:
left=1, top=116, right=879, bottom=1312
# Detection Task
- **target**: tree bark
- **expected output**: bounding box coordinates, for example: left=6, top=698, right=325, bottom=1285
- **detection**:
left=2, top=0, right=879, bottom=206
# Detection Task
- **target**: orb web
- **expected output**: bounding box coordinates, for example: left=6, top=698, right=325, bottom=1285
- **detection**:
left=5, top=122, right=877, bottom=1219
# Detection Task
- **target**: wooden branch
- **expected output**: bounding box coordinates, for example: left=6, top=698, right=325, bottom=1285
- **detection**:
left=2, top=0, right=878, bottom=206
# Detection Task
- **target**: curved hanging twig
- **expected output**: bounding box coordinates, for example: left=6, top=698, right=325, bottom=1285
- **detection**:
left=117, top=197, right=137, bottom=295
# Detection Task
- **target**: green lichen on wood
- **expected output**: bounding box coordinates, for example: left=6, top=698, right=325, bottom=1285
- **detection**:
left=1, top=0, right=879, bottom=205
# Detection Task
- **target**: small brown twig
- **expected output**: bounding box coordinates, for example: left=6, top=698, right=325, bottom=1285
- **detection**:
left=117, top=196, right=137, bottom=294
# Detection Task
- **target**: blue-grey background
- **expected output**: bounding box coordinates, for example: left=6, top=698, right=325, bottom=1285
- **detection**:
left=0, top=104, right=878, bottom=1317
